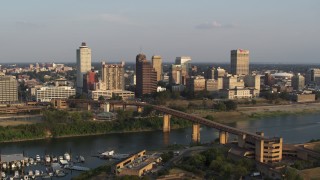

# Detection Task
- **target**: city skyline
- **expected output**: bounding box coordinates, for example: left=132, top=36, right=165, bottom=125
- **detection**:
left=0, top=1, right=319, bottom=64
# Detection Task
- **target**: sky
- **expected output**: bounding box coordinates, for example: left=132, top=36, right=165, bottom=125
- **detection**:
left=0, top=0, right=319, bottom=64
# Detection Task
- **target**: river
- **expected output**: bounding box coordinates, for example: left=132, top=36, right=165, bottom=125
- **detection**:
left=1, top=113, right=320, bottom=179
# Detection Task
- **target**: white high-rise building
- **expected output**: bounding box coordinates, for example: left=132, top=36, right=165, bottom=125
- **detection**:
left=76, top=42, right=92, bottom=94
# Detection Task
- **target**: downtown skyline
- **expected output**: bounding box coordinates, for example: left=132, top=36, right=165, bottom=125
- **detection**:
left=0, top=0, right=319, bottom=64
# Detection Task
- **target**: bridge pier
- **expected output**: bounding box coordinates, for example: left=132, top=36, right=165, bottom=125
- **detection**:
left=238, top=134, right=246, bottom=148
left=163, top=114, right=171, bottom=132
left=137, top=106, right=143, bottom=113
left=192, top=123, right=200, bottom=143
left=219, top=131, right=228, bottom=144
left=255, top=139, right=264, bottom=163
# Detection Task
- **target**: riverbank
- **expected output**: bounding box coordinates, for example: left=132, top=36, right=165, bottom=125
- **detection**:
left=192, top=102, right=320, bottom=123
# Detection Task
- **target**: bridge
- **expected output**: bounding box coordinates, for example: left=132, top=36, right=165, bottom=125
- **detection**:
left=66, top=99, right=283, bottom=163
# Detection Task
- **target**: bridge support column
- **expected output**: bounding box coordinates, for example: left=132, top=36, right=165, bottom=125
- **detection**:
left=255, top=139, right=264, bottom=163
left=192, top=123, right=200, bottom=143
left=238, top=134, right=246, bottom=148
left=219, top=131, right=228, bottom=144
left=137, top=106, right=143, bottom=113
left=163, top=114, right=171, bottom=132
left=87, top=103, right=91, bottom=111
left=122, top=104, right=126, bottom=111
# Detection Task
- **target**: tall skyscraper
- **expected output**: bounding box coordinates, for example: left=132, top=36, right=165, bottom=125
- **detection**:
left=0, top=75, right=18, bottom=103
left=76, top=42, right=92, bottom=94
left=152, top=55, right=162, bottom=81
left=101, top=61, right=125, bottom=90
left=231, top=49, right=249, bottom=76
left=135, top=54, right=157, bottom=97
left=306, top=68, right=320, bottom=86
left=292, top=73, right=305, bottom=91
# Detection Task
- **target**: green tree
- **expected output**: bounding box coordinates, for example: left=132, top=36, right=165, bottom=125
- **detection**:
left=225, top=100, right=237, bottom=111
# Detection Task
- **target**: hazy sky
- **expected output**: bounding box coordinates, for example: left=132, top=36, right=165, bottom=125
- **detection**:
left=0, top=0, right=319, bottom=64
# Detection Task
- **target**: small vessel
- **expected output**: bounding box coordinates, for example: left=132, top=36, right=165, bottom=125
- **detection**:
left=23, top=175, right=29, bottom=180
left=64, top=153, right=71, bottom=161
left=28, top=170, right=34, bottom=176
left=79, top=155, right=85, bottom=162
left=52, top=156, right=58, bottom=162
left=1, top=172, right=6, bottom=178
left=35, top=155, right=41, bottom=162
left=35, top=170, right=40, bottom=176
left=16, top=161, right=22, bottom=168
left=55, top=170, right=66, bottom=177
left=58, top=156, right=63, bottom=161
left=29, top=158, right=34, bottom=165
left=11, top=162, right=16, bottom=169
left=45, top=155, right=51, bottom=163
left=14, top=171, right=19, bottom=178
left=2, top=162, right=7, bottom=169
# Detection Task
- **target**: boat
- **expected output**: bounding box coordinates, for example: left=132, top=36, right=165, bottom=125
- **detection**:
left=28, top=170, right=34, bottom=176
left=64, top=153, right=71, bottom=161
left=55, top=170, right=66, bottom=177
left=29, top=158, right=34, bottom=165
left=14, top=171, right=19, bottom=178
left=11, top=162, right=16, bottom=169
left=2, top=162, right=7, bottom=169
left=1, top=172, right=6, bottom=179
left=79, top=155, right=85, bottom=162
left=52, top=156, right=58, bottom=162
left=35, top=170, right=40, bottom=176
left=45, top=155, right=51, bottom=163
left=58, top=156, right=63, bottom=161
left=35, top=155, right=41, bottom=162
left=23, top=175, right=29, bottom=180
left=16, top=161, right=21, bottom=168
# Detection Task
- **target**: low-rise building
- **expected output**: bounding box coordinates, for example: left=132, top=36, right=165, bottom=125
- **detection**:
left=186, top=76, right=206, bottom=91
left=113, top=150, right=162, bottom=177
left=220, top=87, right=252, bottom=99
left=89, top=90, right=135, bottom=101
left=36, top=86, right=76, bottom=102
left=294, top=93, right=316, bottom=102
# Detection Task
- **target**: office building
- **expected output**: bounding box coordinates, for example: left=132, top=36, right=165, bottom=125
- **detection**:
left=231, top=49, right=249, bottom=76
left=76, top=42, right=92, bottom=94
left=223, top=75, right=245, bottom=89
left=135, top=54, right=157, bottom=97
left=151, top=55, right=162, bottom=81
left=186, top=76, right=206, bottom=92
left=214, top=67, right=226, bottom=80
left=170, top=64, right=188, bottom=85
left=291, top=73, right=305, bottom=91
left=101, top=62, right=125, bottom=90
left=175, top=56, right=191, bottom=76
left=0, top=75, right=18, bottom=103
left=206, top=79, right=223, bottom=92
left=306, top=68, right=320, bottom=85
left=205, top=67, right=215, bottom=79
left=83, top=70, right=99, bottom=93
left=244, top=75, right=261, bottom=91
left=36, top=86, right=76, bottom=102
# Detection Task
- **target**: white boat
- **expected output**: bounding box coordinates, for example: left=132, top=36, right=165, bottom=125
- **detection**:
left=28, top=170, right=34, bottom=176
left=35, top=155, right=41, bottom=162
left=23, top=175, right=29, bottom=180
left=16, top=161, right=22, bottom=168
left=29, top=158, right=34, bottom=165
left=64, top=153, right=71, bottom=161
left=45, top=155, right=51, bottom=163
left=79, top=156, right=85, bottom=162
left=14, top=171, right=19, bottom=178
left=11, top=162, right=16, bottom=169
left=58, top=156, right=63, bottom=161
left=2, top=162, right=7, bottom=169
left=1, top=172, right=6, bottom=178
left=35, top=170, right=40, bottom=176
left=101, top=150, right=114, bottom=156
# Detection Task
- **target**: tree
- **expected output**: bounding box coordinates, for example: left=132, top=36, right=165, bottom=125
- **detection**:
left=213, top=102, right=226, bottom=111
left=98, top=96, right=105, bottom=101
left=225, top=100, right=237, bottom=111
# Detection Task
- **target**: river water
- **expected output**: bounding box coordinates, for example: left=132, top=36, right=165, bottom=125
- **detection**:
left=1, top=113, right=320, bottom=179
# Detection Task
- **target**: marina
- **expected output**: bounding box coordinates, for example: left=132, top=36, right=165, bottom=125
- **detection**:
left=0, top=152, right=89, bottom=180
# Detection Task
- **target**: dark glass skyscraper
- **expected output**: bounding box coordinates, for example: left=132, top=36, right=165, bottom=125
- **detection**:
left=135, top=54, right=157, bottom=97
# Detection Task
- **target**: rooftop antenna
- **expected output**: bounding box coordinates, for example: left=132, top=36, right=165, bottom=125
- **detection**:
left=139, top=45, right=143, bottom=53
